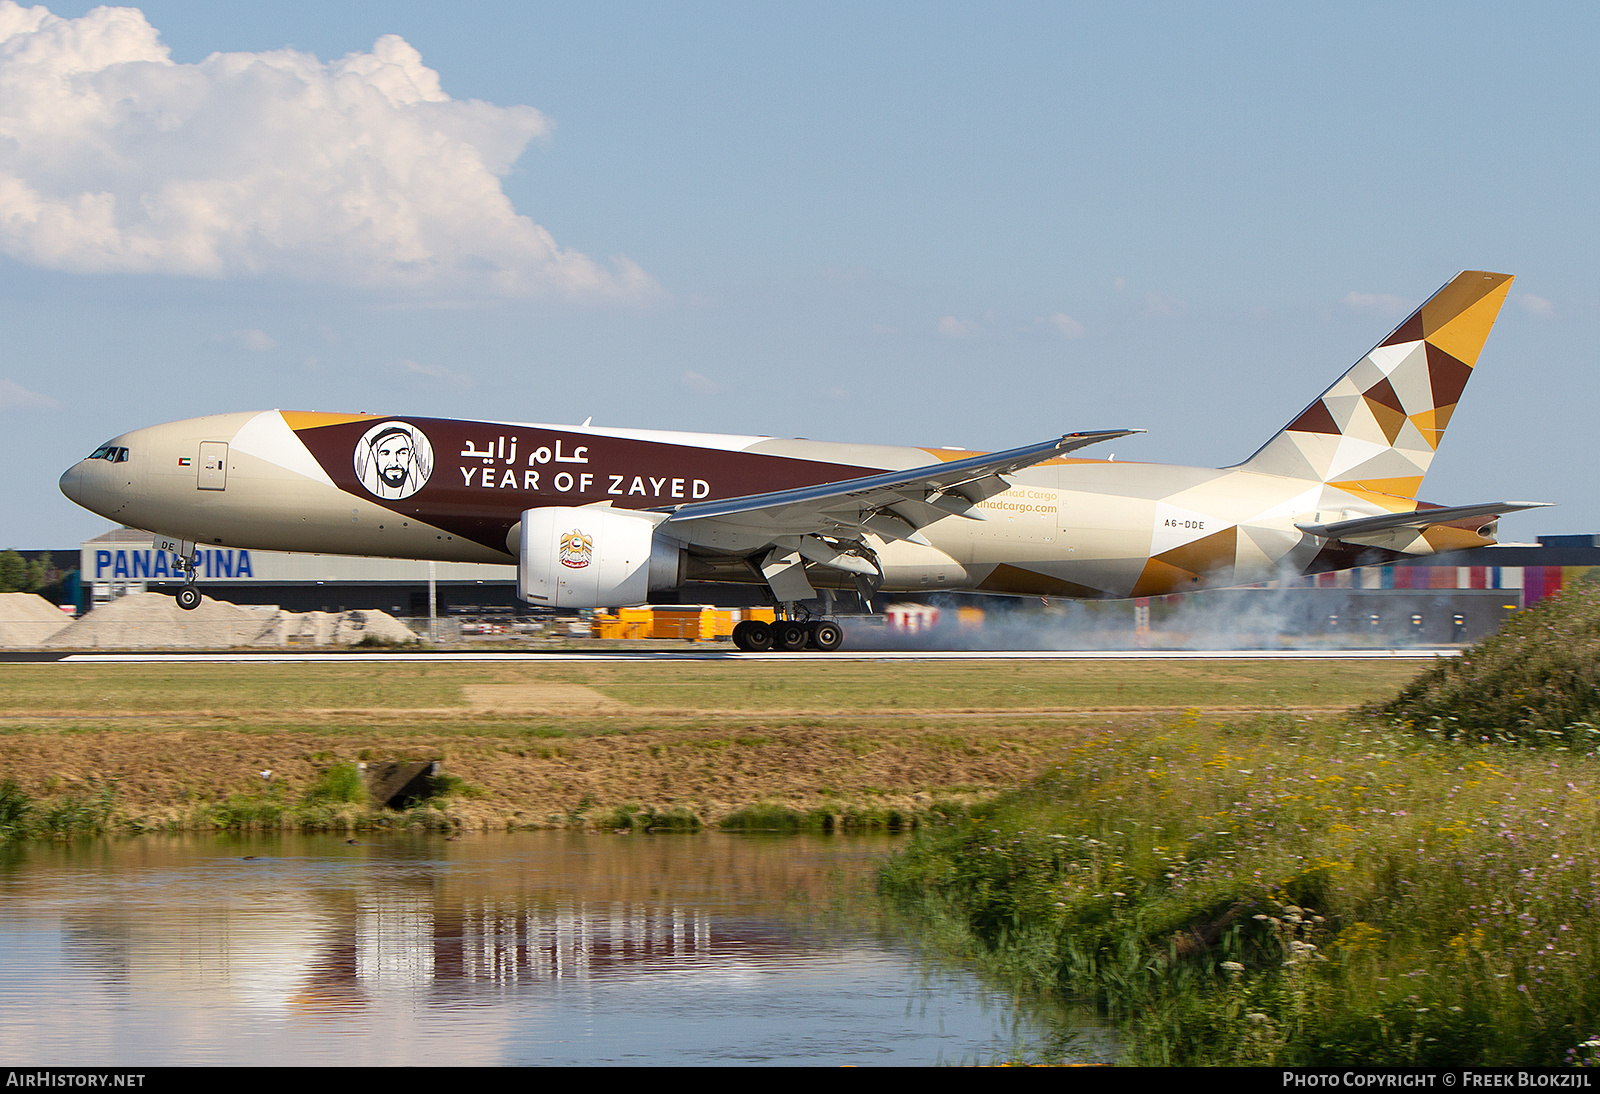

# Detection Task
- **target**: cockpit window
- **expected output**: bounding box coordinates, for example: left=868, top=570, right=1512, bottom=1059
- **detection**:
left=86, top=445, right=129, bottom=462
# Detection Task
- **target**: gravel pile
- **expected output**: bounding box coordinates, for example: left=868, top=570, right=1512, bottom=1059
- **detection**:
left=0, top=593, right=74, bottom=646
left=257, top=608, right=418, bottom=646
left=38, top=593, right=420, bottom=649
left=41, top=593, right=280, bottom=648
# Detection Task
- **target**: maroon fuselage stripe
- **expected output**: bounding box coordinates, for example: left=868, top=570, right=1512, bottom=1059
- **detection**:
left=297, top=418, right=884, bottom=557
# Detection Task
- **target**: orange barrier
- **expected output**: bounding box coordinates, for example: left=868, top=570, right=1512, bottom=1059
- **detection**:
left=591, top=606, right=774, bottom=642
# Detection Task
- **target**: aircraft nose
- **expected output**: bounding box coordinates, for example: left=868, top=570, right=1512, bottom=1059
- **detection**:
left=59, top=461, right=87, bottom=506
left=59, top=455, right=117, bottom=518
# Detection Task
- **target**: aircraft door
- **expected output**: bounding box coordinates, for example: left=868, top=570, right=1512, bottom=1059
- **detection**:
left=198, top=442, right=228, bottom=490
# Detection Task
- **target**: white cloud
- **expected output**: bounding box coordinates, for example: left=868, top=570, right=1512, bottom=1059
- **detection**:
left=401, top=358, right=473, bottom=387
left=1519, top=293, right=1555, bottom=318
left=1041, top=312, right=1084, bottom=339
left=680, top=369, right=731, bottom=396
left=935, top=315, right=977, bottom=339
left=1143, top=292, right=1185, bottom=318
left=0, top=3, right=652, bottom=300
left=0, top=376, right=58, bottom=409
left=231, top=329, right=275, bottom=351
left=1341, top=291, right=1417, bottom=319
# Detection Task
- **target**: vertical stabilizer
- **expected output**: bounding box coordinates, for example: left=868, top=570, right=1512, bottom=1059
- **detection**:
left=1239, top=271, right=1513, bottom=501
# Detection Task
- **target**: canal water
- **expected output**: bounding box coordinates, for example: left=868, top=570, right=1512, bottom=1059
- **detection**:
left=0, top=832, right=1056, bottom=1065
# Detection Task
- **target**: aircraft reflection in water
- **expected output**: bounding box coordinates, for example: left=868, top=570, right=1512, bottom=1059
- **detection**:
left=4, top=836, right=1033, bottom=1065
left=366, top=894, right=729, bottom=988
left=33, top=844, right=862, bottom=1004
left=60, top=271, right=1545, bottom=651
left=53, top=888, right=764, bottom=1003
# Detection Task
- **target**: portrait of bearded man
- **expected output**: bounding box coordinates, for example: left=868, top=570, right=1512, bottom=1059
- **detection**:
left=354, top=422, right=434, bottom=500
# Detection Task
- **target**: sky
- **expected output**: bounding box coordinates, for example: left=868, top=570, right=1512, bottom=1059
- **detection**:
left=3, top=1, right=1596, bottom=549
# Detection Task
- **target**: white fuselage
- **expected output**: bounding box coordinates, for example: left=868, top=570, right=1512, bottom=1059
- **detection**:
left=59, top=410, right=1478, bottom=601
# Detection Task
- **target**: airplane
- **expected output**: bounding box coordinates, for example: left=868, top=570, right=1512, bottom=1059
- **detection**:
left=59, top=269, right=1546, bottom=652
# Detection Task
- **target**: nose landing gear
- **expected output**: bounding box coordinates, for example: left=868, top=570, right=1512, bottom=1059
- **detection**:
left=173, top=548, right=202, bottom=612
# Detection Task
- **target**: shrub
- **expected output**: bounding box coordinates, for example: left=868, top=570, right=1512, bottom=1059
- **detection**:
left=0, top=780, right=31, bottom=840
left=303, top=763, right=367, bottom=804
left=1374, top=576, right=1600, bottom=745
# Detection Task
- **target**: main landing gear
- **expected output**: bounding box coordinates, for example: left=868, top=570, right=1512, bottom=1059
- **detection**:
left=730, top=617, right=844, bottom=653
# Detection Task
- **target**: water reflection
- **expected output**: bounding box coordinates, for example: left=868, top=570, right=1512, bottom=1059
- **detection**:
left=0, top=833, right=1048, bottom=1065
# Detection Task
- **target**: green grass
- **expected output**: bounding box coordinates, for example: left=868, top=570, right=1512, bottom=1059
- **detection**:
left=0, top=779, right=115, bottom=840
left=0, top=761, right=475, bottom=838
left=597, top=804, right=703, bottom=831
left=589, top=660, right=1418, bottom=712
left=881, top=578, right=1600, bottom=1065
left=0, top=779, right=32, bottom=839
left=1375, top=576, right=1600, bottom=746
left=303, top=762, right=366, bottom=804
left=0, top=659, right=1420, bottom=729
left=0, top=664, right=467, bottom=713
left=881, top=709, right=1600, bottom=1065
left=718, top=801, right=920, bottom=832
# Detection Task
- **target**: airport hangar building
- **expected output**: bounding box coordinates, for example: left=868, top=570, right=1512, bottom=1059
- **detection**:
left=69, top=527, right=1600, bottom=644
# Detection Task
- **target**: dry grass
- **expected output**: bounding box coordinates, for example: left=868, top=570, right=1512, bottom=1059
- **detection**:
left=0, top=657, right=1418, bottom=831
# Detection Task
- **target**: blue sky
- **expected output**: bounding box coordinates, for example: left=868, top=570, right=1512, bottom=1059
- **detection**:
left=4, top=1, right=1595, bottom=548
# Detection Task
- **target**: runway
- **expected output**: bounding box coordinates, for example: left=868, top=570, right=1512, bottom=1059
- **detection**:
left=9, top=647, right=1462, bottom=664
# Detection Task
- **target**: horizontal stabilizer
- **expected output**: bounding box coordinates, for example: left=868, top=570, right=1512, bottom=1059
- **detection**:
left=1296, top=501, right=1551, bottom=541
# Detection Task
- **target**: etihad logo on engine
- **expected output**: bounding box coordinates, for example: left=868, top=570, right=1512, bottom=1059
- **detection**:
left=353, top=421, right=434, bottom=500
left=559, top=529, right=593, bottom=569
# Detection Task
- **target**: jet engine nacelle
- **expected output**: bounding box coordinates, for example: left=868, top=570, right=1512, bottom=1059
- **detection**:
left=518, top=506, right=683, bottom=608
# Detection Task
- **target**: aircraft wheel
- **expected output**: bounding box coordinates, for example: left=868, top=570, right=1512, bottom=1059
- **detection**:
left=775, top=621, right=810, bottom=651
left=811, top=621, right=844, bottom=652
left=731, top=621, right=756, bottom=651
left=176, top=586, right=201, bottom=611
left=741, top=620, right=774, bottom=652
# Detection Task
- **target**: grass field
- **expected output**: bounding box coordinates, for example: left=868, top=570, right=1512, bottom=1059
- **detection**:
left=0, top=657, right=1422, bottom=833
left=19, top=649, right=1584, bottom=1065
left=0, top=658, right=1420, bottom=717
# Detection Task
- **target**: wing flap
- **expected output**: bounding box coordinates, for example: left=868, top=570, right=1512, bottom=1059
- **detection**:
left=659, top=429, right=1137, bottom=534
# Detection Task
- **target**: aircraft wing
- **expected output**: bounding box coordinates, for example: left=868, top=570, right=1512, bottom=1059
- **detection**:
left=658, top=430, right=1135, bottom=534
left=1295, top=501, right=1552, bottom=541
